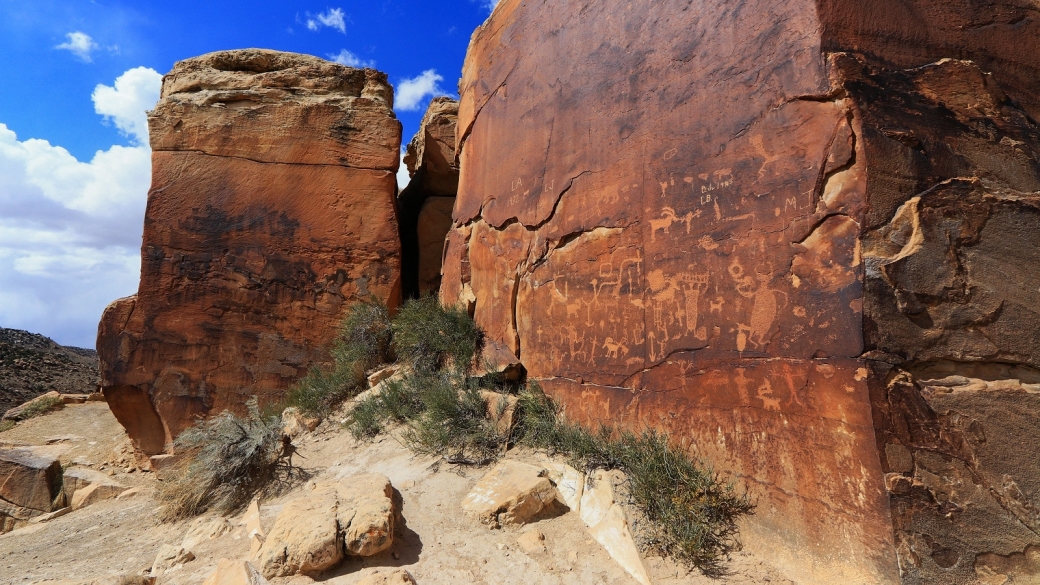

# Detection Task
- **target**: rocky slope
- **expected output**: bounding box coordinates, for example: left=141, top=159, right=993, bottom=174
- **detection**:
left=0, top=402, right=787, bottom=585
left=0, top=328, right=97, bottom=414
left=96, top=49, right=403, bottom=460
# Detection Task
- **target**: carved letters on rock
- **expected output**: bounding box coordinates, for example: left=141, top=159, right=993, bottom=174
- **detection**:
left=442, top=1, right=1040, bottom=583
left=97, top=50, right=402, bottom=456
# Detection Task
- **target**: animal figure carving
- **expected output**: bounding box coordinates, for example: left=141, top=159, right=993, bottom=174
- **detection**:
left=603, top=337, right=629, bottom=358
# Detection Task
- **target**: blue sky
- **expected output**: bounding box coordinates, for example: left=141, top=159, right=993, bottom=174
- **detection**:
left=0, top=0, right=496, bottom=348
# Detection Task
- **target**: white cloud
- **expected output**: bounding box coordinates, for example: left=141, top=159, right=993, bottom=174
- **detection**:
left=484, top=0, right=501, bottom=11
left=55, top=31, right=98, bottom=62
left=397, top=148, right=410, bottom=191
left=306, top=8, right=347, bottom=33
left=91, top=67, right=163, bottom=145
left=395, top=69, right=449, bottom=112
left=328, top=49, right=374, bottom=68
left=0, top=68, right=160, bottom=347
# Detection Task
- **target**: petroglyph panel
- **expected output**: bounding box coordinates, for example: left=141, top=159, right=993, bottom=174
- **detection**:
left=539, top=358, right=893, bottom=583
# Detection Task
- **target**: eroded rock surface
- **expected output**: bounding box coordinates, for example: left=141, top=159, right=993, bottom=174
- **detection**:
left=398, top=97, right=460, bottom=298
left=442, top=1, right=1040, bottom=583
left=97, top=49, right=402, bottom=455
left=256, top=473, right=395, bottom=578
left=0, top=447, right=62, bottom=532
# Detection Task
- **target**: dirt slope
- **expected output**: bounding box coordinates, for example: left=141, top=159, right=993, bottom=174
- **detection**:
left=0, top=403, right=789, bottom=584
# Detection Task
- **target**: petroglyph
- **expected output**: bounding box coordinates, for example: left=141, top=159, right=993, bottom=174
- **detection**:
left=649, top=207, right=695, bottom=241
left=602, top=337, right=630, bottom=358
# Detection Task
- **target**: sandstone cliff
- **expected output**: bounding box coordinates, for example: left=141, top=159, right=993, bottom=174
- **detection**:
left=398, top=97, right=460, bottom=298
left=441, top=1, right=1040, bottom=583
left=97, top=49, right=402, bottom=458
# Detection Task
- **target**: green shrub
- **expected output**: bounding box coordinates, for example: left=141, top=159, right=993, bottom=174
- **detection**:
left=344, top=377, right=426, bottom=440
left=285, top=298, right=393, bottom=417
left=0, top=420, right=15, bottom=433
left=516, top=387, right=754, bottom=577
left=156, top=398, right=284, bottom=521
left=17, top=394, right=63, bottom=420
left=392, top=296, right=483, bottom=375
left=404, top=374, right=504, bottom=465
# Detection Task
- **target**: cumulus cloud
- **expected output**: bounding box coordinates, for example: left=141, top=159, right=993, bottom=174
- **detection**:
left=0, top=68, right=161, bottom=347
left=55, top=31, right=98, bottom=62
left=395, top=69, right=449, bottom=112
left=328, top=49, right=374, bottom=68
left=396, top=148, right=411, bottom=191
left=306, top=8, right=348, bottom=33
left=92, top=67, right=163, bottom=144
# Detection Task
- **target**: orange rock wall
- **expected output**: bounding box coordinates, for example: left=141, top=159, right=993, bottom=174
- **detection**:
left=98, top=50, right=402, bottom=455
left=442, top=1, right=1040, bottom=582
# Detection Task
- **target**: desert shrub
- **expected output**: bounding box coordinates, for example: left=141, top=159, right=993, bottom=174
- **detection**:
left=0, top=420, right=15, bottom=433
left=285, top=298, right=393, bottom=416
left=516, top=387, right=754, bottom=577
left=17, top=394, right=63, bottom=420
left=403, top=374, right=504, bottom=465
left=391, top=296, right=483, bottom=375
left=156, top=398, right=284, bottom=521
left=344, top=377, right=426, bottom=439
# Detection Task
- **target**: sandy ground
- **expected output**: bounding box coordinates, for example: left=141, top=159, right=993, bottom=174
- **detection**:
left=0, top=404, right=792, bottom=585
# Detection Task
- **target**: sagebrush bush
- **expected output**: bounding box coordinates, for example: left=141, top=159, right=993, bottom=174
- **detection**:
left=0, top=420, right=15, bottom=433
left=345, top=377, right=426, bottom=439
left=391, top=296, right=483, bottom=375
left=285, top=298, right=393, bottom=416
left=156, top=398, right=284, bottom=521
left=516, top=386, right=754, bottom=577
left=403, top=374, right=505, bottom=465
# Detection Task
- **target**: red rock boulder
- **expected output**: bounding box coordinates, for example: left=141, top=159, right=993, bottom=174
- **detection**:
left=442, top=1, right=1040, bottom=583
left=98, top=49, right=402, bottom=456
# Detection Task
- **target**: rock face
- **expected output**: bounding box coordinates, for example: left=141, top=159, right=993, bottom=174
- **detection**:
left=442, top=1, right=1040, bottom=583
left=0, top=447, right=62, bottom=532
left=398, top=97, right=460, bottom=298
left=97, top=49, right=402, bottom=455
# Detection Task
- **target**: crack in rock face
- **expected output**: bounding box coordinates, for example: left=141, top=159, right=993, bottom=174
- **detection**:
left=441, top=1, right=1040, bottom=583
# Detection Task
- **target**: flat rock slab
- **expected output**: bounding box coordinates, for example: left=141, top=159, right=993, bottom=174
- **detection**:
left=256, top=473, right=395, bottom=578
left=62, top=467, right=126, bottom=504
left=461, top=460, right=557, bottom=527
left=0, top=446, right=62, bottom=512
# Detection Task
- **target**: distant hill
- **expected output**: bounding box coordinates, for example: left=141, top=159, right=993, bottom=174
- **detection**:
left=0, top=328, right=98, bottom=413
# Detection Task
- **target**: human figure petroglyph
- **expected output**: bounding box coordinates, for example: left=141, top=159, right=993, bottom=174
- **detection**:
left=748, top=275, right=788, bottom=349
left=679, top=272, right=709, bottom=339
left=735, top=273, right=789, bottom=352
left=567, top=326, right=588, bottom=362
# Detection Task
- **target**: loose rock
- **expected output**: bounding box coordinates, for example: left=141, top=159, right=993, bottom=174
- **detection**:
left=256, top=473, right=395, bottom=578
left=356, top=568, right=418, bottom=585
left=461, top=460, right=558, bottom=527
